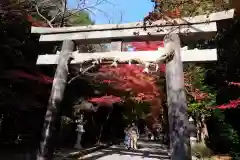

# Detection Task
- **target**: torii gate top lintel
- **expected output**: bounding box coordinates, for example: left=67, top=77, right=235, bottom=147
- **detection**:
left=31, top=9, right=234, bottom=44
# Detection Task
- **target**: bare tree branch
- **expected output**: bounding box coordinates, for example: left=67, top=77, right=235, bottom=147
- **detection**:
left=35, top=4, right=53, bottom=27
left=60, top=0, right=67, bottom=26
left=63, top=0, right=113, bottom=22
left=68, top=63, right=100, bottom=84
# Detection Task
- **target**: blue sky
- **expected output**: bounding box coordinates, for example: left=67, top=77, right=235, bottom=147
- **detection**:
left=68, top=0, right=154, bottom=24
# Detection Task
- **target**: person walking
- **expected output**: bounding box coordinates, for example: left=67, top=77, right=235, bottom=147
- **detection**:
left=129, top=123, right=139, bottom=150
left=144, top=125, right=153, bottom=140
left=124, top=125, right=130, bottom=149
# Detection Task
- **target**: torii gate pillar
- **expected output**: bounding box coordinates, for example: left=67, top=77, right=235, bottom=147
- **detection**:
left=165, top=34, right=191, bottom=160
left=37, top=40, right=75, bottom=160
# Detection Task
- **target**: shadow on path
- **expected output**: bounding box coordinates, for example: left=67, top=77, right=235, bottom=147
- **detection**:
left=78, top=140, right=170, bottom=160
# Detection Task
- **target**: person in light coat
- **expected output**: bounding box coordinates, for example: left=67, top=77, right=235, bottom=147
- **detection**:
left=129, top=123, right=139, bottom=150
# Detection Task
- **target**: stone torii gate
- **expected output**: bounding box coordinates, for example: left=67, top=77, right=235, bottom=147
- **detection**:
left=32, top=9, right=234, bottom=160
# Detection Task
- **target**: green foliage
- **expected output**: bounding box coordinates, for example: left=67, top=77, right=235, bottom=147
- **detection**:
left=206, top=110, right=239, bottom=158
left=66, top=11, right=94, bottom=26
left=153, top=0, right=229, bottom=17
left=213, top=110, right=239, bottom=145
left=180, top=0, right=223, bottom=16
left=186, top=66, right=216, bottom=117
left=122, top=100, right=151, bottom=123
left=192, top=143, right=213, bottom=158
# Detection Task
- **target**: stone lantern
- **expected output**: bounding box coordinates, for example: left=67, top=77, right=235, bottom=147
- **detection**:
left=189, top=116, right=197, bottom=145
left=74, top=114, right=85, bottom=149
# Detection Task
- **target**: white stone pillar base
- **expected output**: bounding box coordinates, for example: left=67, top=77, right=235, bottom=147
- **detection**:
left=190, top=136, right=197, bottom=146
left=74, top=133, right=83, bottom=149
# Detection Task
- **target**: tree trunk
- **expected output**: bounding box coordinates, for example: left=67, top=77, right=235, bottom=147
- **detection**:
left=37, top=41, right=74, bottom=160
left=162, top=101, right=170, bottom=145
left=165, top=34, right=191, bottom=160
left=75, top=132, right=83, bottom=149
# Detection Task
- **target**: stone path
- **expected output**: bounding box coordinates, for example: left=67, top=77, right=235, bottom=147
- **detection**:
left=77, top=140, right=170, bottom=160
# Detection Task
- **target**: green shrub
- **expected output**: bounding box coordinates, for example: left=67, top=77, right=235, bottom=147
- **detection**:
left=192, top=143, right=213, bottom=158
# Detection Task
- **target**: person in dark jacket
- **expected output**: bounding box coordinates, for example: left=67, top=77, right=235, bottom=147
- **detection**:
left=124, top=125, right=130, bottom=149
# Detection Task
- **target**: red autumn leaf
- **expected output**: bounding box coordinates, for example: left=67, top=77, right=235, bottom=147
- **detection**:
left=227, top=81, right=240, bottom=87
left=207, top=99, right=240, bottom=109
left=102, top=79, right=115, bottom=84
left=88, top=95, right=122, bottom=106
left=3, top=70, right=53, bottom=84
left=126, top=41, right=164, bottom=51
left=27, top=15, right=49, bottom=27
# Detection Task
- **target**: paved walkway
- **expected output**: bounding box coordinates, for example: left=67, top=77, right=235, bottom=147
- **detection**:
left=77, top=140, right=170, bottom=160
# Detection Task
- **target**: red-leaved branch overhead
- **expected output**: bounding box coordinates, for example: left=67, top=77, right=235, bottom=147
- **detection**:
left=89, top=42, right=166, bottom=123
left=227, top=81, right=240, bottom=87
left=88, top=96, right=122, bottom=106
left=5, top=70, right=53, bottom=84
left=27, top=15, right=49, bottom=27
left=207, top=99, right=240, bottom=109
